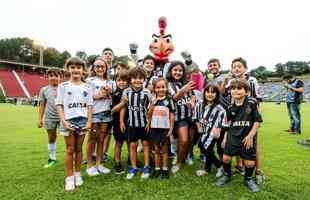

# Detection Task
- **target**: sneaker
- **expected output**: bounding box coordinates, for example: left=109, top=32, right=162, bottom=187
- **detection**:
left=97, top=165, right=111, bottom=174
left=215, top=175, right=231, bottom=187
left=161, top=170, right=169, bottom=179
left=126, top=167, right=139, bottom=180
left=44, top=159, right=56, bottom=168
left=65, top=176, right=75, bottom=191
left=244, top=179, right=260, bottom=192
left=216, top=166, right=224, bottom=178
left=196, top=169, right=207, bottom=177
left=102, top=153, right=109, bottom=162
left=171, top=165, right=180, bottom=174
left=115, top=163, right=125, bottom=175
left=151, top=169, right=162, bottom=178
left=141, top=166, right=152, bottom=179
left=86, top=166, right=99, bottom=176
left=74, top=172, right=83, bottom=186
left=255, top=171, right=266, bottom=185
left=186, top=156, right=194, bottom=165
left=200, top=154, right=206, bottom=163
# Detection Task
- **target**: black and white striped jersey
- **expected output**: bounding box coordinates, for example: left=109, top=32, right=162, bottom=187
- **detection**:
left=199, top=104, right=228, bottom=150
left=168, top=82, right=194, bottom=122
left=122, top=87, right=151, bottom=128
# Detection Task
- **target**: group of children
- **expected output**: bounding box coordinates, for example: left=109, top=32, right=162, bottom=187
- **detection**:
left=38, top=49, right=264, bottom=192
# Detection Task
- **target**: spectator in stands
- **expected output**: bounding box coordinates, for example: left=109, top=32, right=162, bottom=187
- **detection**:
left=283, top=74, right=304, bottom=134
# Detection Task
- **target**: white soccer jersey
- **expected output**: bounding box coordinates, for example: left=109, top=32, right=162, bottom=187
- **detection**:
left=55, top=81, right=93, bottom=120
left=86, top=77, right=114, bottom=114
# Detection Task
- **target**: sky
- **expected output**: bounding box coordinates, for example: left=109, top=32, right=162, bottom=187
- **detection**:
left=1, top=0, right=310, bottom=71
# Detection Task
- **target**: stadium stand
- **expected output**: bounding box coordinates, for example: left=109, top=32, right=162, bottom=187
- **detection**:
left=0, top=68, right=27, bottom=97
left=16, top=71, right=48, bottom=97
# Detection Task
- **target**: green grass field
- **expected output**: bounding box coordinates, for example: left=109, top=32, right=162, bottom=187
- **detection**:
left=0, top=103, right=310, bottom=200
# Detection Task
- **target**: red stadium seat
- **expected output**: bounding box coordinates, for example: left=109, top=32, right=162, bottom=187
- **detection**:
left=16, top=71, right=48, bottom=97
left=0, top=68, right=27, bottom=97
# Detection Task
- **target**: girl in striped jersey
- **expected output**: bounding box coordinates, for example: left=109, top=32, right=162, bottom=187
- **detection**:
left=142, top=55, right=158, bottom=92
left=85, top=58, right=114, bottom=176
left=196, top=84, right=228, bottom=177
left=166, top=61, right=196, bottom=173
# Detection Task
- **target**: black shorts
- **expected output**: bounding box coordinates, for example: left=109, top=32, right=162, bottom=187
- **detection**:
left=113, top=128, right=128, bottom=142
left=150, top=128, right=169, bottom=145
left=174, top=118, right=190, bottom=129
left=224, top=135, right=257, bottom=161
left=127, top=127, right=149, bottom=142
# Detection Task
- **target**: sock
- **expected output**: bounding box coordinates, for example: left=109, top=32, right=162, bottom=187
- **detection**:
left=223, top=162, right=232, bottom=177
left=74, top=171, right=81, bottom=177
left=162, top=166, right=168, bottom=171
left=48, top=143, right=56, bottom=160
left=244, top=167, right=255, bottom=181
left=155, top=167, right=161, bottom=171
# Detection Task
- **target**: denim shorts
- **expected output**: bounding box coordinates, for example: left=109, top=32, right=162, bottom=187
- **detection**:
left=60, top=117, right=88, bottom=136
left=92, top=111, right=112, bottom=123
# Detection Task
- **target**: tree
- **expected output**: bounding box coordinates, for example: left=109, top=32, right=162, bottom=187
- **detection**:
left=75, top=51, right=88, bottom=61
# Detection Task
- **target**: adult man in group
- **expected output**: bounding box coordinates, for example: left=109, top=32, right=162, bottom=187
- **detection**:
left=283, top=74, right=304, bottom=134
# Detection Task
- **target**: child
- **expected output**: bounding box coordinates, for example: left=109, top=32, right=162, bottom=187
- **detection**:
left=216, top=79, right=262, bottom=193
left=142, top=55, right=158, bottom=91
left=166, top=61, right=195, bottom=173
left=119, top=67, right=152, bottom=179
left=223, top=57, right=264, bottom=184
left=85, top=58, right=113, bottom=176
left=38, top=69, right=62, bottom=168
left=111, top=72, right=130, bottom=174
left=147, top=78, right=175, bottom=179
left=56, top=57, right=93, bottom=191
left=196, top=84, right=228, bottom=177
left=114, top=62, right=129, bottom=78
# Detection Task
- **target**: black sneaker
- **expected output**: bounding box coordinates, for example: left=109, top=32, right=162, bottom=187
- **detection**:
left=233, top=165, right=245, bottom=175
left=115, top=163, right=125, bottom=175
left=151, top=170, right=162, bottom=178
left=216, top=175, right=231, bottom=187
left=161, top=170, right=169, bottom=179
left=244, top=179, right=260, bottom=192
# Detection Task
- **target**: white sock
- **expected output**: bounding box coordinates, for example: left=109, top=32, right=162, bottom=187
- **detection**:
left=74, top=172, right=81, bottom=177
left=162, top=166, right=168, bottom=171
left=48, top=143, right=56, bottom=160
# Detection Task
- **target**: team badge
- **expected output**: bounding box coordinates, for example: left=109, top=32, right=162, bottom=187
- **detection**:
left=245, top=106, right=252, bottom=114
left=67, top=91, right=72, bottom=95
left=83, top=91, right=88, bottom=97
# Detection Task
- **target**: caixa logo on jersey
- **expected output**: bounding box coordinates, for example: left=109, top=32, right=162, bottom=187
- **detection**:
left=128, top=105, right=144, bottom=111
left=232, top=121, right=250, bottom=127
left=68, top=102, right=87, bottom=109
left=176, top=97, right=191, bottom=106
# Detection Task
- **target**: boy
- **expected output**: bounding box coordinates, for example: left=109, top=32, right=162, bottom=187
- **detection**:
left=38, top=69, right=62, bottom=168
left=216, top=79, right=262, bottom=192
left=119, top=67, right=152, bottom=179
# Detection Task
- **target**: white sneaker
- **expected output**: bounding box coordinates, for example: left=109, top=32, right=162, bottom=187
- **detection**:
left=171, top=165, right=180, bottom=174
left=74, top=172, right=83, bottom=186
left=97, top=165, right=111, bottom=174
left=186, top=157, right=194, bottom=165
left=65, top=176, right=75, bottom=191
left=196, top=169, right=207, bottom=176
left=216, top=166, right=224, bottom=178
left=86, top=166, right=99, bottom=176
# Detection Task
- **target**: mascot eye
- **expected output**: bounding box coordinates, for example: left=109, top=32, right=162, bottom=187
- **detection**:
left=166, top=38, right=170, bottom=43
left=154, top=39, right=158, bottom=43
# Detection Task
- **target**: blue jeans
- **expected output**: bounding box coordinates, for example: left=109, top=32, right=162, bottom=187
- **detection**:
left=286, top=102, right=301, bottom=133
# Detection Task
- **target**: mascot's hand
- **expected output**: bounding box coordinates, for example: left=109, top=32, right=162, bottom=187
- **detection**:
left=129, top=42, right=139, bottom=53
left=181, top=50, right=192, bottom=61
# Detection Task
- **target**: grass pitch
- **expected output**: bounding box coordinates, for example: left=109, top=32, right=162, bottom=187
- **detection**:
left=0, top=103, right=309, bottom=200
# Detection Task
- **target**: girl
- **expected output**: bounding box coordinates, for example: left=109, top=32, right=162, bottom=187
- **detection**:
left=56, top=57, right=93, bottom=191
left=196, top=84, right=228, bottom=177
left=147, top=78, right=175, bottom=179
left=86, top=58, right=113, bottom=176
left=166, top=61, right=195, bottom=174
left=142, top=55, right=158, bottom=92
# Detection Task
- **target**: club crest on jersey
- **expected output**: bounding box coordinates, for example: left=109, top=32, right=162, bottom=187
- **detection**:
left=245, top=106, right=251, bottom=114
left=83, top=91, right=88, bottom=97
left=67, top=91, right=72, bottom=95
